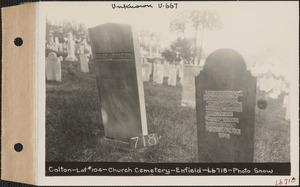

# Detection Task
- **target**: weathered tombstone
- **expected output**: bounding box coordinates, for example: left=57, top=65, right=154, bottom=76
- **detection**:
left=195, top=48, right=256, bottom=162
left=46, top=52, right=61, bottom=82
left=79, top=54, right=89, bottom=73
left=181, top=65, right=202, bottom=108
left=88, top=23, right=157, bottom=148
left=168, top=64, right=177, bottom=86
left=65, top=32, right=78, bottom=61
left=153, top=63, right=164, bottom=84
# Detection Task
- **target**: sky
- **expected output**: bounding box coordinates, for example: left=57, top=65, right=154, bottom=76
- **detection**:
left=44, top=1, right=298, bottom=77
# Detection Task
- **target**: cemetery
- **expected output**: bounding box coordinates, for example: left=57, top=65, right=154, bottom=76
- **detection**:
left=45, top=11, right=292, bottom=163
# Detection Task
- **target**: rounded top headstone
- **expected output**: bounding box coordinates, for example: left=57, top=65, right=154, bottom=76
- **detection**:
left=203, top=48, right=247, bottom=82
left=48, top=52, right=57, bottom=59
left=204, top=48, right=246, bottom=72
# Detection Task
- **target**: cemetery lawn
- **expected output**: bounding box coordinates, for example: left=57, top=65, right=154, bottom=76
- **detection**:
left=46, top=61, right=290, bottom=163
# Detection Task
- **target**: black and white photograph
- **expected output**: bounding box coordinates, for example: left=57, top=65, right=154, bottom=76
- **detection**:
left=1, top=1, right=299, bottom=186
left=42, top=1, right=298, bottom=181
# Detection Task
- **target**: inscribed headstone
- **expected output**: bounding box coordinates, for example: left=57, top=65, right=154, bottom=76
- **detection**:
left=88, top=23, right=148, bottom=143
left=181, top=65, right=202, bottom=108
left=195, top=48, right=256, bottom=162
left=46, top=52, right=61, bottom=82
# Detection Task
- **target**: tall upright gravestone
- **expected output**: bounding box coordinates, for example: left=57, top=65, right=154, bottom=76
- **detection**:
left=196, top=49, right=256, bottom=162
left=89, top=23, right=156, bottom=148
left=65, top=32, right=78, bottom=61
left=181, top=65, right=202, bottom=108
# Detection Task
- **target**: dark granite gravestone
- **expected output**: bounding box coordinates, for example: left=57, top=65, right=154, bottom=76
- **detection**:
left=88, top=23, right=149, bottom=145
left=195, top=48, right=256, bottom=162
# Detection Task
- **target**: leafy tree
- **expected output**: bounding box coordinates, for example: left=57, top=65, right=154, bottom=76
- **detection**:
left=170, top=10, right=222, bottom=64
left=161, top=37, right=194, bottom=64
left=161, top=49, right=178, bottom=63
left=139, top=28, right=162, bottom=51
left=46, top=17, right=88, bottom=44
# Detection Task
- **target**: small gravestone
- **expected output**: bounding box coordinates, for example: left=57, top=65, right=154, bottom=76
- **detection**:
left=88, top=23, right=157, bottom=148
left=195, top=48, right=256, bottom=162
left=153, top=63, right=164, bottom=84
left=168, top=65, right=177, bottom=86
left=65, top=32, right=78, bottom=61
left=79, top=54, right=89, bottom=73
left=181, top=65, right=202, bottom=108
left=46, top=52, right=61, bottom=82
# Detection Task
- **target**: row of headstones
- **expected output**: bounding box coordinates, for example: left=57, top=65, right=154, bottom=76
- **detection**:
left=87, top=23, right=292, bottom=162
left=142, top=57, right=290, bottom=120
left=142, top=63, right=183, bottom=86
left=257, top=74, right=290, bottom=120
left=46, top=52, right=90, bottom=82
left=47, top=33, right=92, bottom=61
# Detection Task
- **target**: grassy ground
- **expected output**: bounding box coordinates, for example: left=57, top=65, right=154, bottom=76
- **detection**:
left=46, top=60, right=290, bottom=162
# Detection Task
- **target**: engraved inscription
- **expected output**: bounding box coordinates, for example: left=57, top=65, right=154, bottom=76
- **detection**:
left=94, top=52, right=133, bottom=60
left=204, top=90, right=243, bottom=139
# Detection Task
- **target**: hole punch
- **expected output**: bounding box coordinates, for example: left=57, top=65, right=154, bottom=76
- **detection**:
left=14, top=37, right=23, bottom=46
left=14, top=143, right=23, bottom=152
